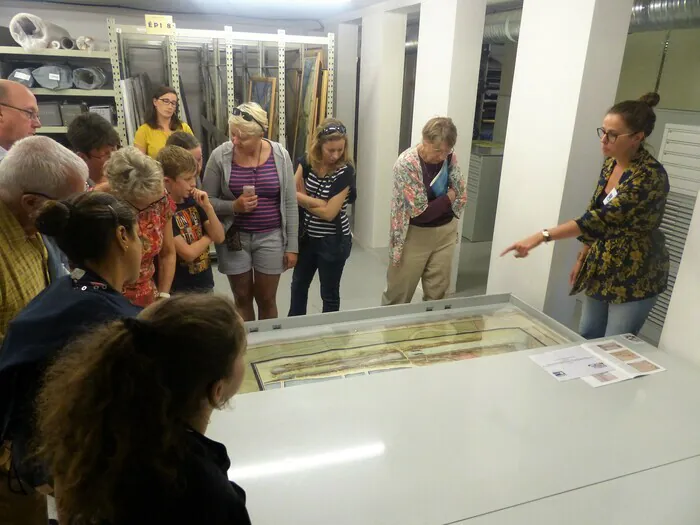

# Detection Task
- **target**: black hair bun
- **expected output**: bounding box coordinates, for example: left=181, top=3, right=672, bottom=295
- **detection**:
left=639, top=92, right=660, bottom=108
left=35, top=201, right=71, bottom=237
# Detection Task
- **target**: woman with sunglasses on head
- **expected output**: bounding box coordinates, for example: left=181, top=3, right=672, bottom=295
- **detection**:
left=99, top=146, right=177, bottom=307
left=0, top=192, right=142, bottom=525
left=382, top=117, right=467, bottom=305
left=34, top=294, right=251, bottom=525
left=502, top=93, right=669, bottom=339
left=203, top=102, right=298, bottom=321
left=289, top=119, right=356, bottom=316
left=134, top=86, right=194, bottom=159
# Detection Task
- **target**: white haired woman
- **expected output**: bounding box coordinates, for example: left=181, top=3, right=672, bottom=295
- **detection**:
left=203, top=102, right=298, bottom=321
left=97, top=146, right=176, bottom=307
left=382, top=117, right=467, bottom=305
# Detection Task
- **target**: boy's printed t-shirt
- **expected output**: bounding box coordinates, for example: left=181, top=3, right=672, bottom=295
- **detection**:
left=172, top=197, right=214, bottom=292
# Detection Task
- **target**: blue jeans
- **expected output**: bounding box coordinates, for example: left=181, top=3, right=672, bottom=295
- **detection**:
left=289, top=235, right=352, bottom=316
left=579, top=295, right=657, bottom=339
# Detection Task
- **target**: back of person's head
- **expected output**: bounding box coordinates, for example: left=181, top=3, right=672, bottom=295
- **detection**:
left=157, top=145, right=198, bottom=180
left=166, top=131, right=200, bottom=150
left=608, top=92, right=660, bottom=139
left=104, top=146, right=164, bottom=203
left=35, top=192, right=137, bottom=268
left=35, top=294, right=247, bottom=524
left=67, top=113, right=120, bottom=154
left=229, top=102, right=268, bottom=138
left=308, top=118, right=352, bottom=173
left=0, top=136, right=88, bottom=200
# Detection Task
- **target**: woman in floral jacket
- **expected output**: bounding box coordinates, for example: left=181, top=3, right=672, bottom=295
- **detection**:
left=382, top=117, right=467, bottom=305
left=502, top=93, right=669, bottom=339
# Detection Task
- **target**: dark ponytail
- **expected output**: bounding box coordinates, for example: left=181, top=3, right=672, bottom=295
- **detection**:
left=35, top=192, right=136, bottom=267
left=35, top=294, right=247, bottom=524
left=608, top=92, right=660, bottom=139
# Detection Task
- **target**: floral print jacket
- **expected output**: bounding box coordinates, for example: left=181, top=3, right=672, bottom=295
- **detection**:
left=389, top=146, right=467, bottom=265
left=572, top=147, right=670, bottom=304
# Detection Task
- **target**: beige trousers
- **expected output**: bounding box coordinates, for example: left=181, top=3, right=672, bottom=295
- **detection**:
left=382, top=219, right=458, bottom=305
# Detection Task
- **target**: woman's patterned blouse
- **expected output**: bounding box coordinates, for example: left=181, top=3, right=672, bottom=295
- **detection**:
left=572, top=147, right=670, bottom=304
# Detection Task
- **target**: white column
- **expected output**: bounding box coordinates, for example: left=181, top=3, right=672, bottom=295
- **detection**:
left=660, top=196, right=700, bottom=364
left=354, top=11, right=407, bottom=249
left=487, top=0, right=634, bottom=324
left=336, top=23, right=359, bottom=146
left=410, top=0, right=487, bottom=294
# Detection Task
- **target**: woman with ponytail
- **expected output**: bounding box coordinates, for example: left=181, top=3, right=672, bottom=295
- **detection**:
left=35, top=294, right=250, bottom=525
left=0, top=191, right=142, bottom=524
left=502, top=93, right=670, bottom=338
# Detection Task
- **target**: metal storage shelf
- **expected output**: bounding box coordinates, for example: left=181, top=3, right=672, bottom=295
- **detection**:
left=36, top=125, right=121, bottom=134
left=36, top=126, right=68, bottom=133
left=0, top=46, right=111, bottom=59
left=31, top=88, right=116, bottom=97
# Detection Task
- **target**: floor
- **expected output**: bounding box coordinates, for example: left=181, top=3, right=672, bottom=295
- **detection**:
left=212, top=237, right=493, bottom=316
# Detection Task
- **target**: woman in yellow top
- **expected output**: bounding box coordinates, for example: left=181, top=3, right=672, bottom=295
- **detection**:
left=134, top=86, right=194, bottom=158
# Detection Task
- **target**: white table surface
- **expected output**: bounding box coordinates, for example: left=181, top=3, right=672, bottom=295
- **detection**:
left=207, top=335, right=700, bottom=525
left=456, top=455, right=700, bottom=524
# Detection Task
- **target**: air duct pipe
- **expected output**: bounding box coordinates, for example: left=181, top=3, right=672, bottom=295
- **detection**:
left=480, top=0, right=700, bottom=44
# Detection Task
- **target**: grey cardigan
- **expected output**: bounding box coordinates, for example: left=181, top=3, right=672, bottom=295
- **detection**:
left=202, top=140, right=299, bottom=253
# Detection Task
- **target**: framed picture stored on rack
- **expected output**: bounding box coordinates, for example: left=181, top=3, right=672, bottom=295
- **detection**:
left=248, top=76, right=277, bottom=139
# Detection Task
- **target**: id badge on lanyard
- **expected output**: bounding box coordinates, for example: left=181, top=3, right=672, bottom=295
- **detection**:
left=603, top=188, right=618, bottom=206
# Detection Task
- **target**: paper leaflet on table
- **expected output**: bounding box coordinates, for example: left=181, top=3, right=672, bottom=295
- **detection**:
left=581, top=340, right=666, bottom=388
left=529, top=346, right=613, bottom=382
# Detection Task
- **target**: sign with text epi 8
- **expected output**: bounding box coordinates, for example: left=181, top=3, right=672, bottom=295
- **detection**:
left=145, top=14, right=176, bottom=35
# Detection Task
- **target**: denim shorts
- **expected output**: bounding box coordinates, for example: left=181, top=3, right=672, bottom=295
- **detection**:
left=215, top=228, right=285, bottom=276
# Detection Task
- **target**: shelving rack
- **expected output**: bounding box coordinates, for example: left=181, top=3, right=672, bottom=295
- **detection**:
left=107, top=19, right=335, bottom=150
left=473, top=44, right=502, bottom=141
left=0, top=44, right=124, bottom=143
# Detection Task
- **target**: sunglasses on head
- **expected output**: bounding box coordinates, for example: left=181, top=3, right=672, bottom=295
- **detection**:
left=320, top=124, right=346, bottom=137
left=232, top=107, right=266, bottom=132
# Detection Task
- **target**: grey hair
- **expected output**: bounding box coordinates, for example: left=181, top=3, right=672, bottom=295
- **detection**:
left=104, top=146, right=164, bottom=202
left=229, top=102, right=268, bottom=138
left=0, top=136, right=88, bottom=198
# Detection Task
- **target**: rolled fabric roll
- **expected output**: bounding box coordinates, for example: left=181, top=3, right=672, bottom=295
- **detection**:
left=10, top=13, right=72, bottom=51
left=75, top=36, right=95, bottom=51
left=49, top=40, right=61, bottom=50
left=60, top=37, right=75, bottom=50
left=73, top=67, right=107, bottom=90
left=32, top=65, right=73, bottom=90
left=9, top=68, right=35, bottom=87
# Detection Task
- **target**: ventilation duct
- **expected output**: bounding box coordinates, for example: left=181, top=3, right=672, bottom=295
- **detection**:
left=476, top=0, right=700, bottom=45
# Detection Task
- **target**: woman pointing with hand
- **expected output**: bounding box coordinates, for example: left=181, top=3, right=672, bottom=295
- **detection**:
left=502, top=93, right=669, bottom=339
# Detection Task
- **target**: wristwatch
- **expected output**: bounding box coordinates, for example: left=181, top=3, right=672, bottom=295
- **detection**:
left=542, top=229, right=552, bottom=243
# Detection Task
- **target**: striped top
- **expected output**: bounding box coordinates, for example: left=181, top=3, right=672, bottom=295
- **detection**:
left=229, top=151, right=281, bottom=233
left=300, top=160, right=356, bottom=238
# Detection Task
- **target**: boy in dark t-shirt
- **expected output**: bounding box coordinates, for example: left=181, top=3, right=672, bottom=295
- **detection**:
left=158, top=146, right=225, bottom=293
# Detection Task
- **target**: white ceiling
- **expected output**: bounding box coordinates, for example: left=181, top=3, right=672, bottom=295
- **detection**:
left=27, top=0, right=386, bottom=20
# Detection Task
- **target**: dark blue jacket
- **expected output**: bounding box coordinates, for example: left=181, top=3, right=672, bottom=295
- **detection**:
left=0, top=269, right=140, bottom=488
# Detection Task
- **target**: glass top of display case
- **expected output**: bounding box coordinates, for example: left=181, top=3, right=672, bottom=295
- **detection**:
left=240, top=294, right=582, bottom=393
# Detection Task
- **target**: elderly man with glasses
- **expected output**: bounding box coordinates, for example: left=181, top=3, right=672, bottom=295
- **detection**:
left=0, top=80, right=42, bottom=161
left=0, top=136, right=88, bottom=346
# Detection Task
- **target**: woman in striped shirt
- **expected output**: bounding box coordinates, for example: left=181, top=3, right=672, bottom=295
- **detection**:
left=289, top=119, right=356, bottom=316
left=203, top=103, right=298, bottom=321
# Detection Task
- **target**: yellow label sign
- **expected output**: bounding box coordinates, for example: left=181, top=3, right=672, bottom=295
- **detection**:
left=145, top=14, right=176, bottom=35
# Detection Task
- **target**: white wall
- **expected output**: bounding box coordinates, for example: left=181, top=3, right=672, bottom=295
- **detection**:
left=354, top=11, right=406, bottom=249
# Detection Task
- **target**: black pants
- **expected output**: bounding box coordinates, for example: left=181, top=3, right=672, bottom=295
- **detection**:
left=289, top=235, right=352, bottom=316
